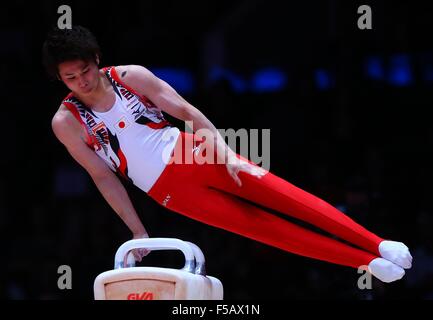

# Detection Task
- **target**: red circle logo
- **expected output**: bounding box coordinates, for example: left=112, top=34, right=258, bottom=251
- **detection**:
left=118, top=121, right=125, bottom=129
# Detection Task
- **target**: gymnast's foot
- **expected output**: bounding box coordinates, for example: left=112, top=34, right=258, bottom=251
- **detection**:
left=378, top=240, right=413, bottom=269
left=368, top=258, right=405, bottom=283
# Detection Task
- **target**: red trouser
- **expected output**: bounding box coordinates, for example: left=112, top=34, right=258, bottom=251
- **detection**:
left=148, top=131, right=383, bottom=268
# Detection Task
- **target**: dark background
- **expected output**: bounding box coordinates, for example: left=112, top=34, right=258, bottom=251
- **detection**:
left=1, top=0, right=432, bottom=299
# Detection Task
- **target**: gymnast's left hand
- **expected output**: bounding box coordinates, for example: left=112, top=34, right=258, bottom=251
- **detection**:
left=225, top=156, right=267, bottom=187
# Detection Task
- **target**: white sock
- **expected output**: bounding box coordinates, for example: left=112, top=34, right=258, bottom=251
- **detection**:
left=368, top=257, right=405, bottom=283
left=378, top=240, right=413, bottom=269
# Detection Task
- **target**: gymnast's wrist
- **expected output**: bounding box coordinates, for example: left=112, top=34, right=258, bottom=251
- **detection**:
left=225, top=151, right=240, bottom=165
left=132, top=230, right=149, bottom=239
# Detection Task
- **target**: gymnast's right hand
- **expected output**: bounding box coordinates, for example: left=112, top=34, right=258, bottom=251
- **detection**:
left=131, top=232, right=151, bottom=262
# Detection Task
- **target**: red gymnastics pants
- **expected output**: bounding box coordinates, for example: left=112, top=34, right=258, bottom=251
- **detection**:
left=148, top=131, right=384, bottom=269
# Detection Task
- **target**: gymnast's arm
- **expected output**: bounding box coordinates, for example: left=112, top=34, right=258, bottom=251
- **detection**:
left=51, top=106, right=149, bottom=238
left=116, top=65, right=238, bottom=164
left=117, top=65, right=266, bottom=186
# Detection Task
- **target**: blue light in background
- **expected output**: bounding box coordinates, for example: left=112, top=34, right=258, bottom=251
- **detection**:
left=314, top=69, right=334, bottom=90
left=150, top=68, right=195, bottom=94
left=365, top=56, right=385, bottom=80
left=251, top=67, right=287, bottom=93
left=388, top=54, right=413, bottom=86
left=208, top=66, right=248, bottom=93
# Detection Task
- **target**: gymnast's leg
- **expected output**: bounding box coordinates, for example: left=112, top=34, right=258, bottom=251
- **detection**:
left=148, top=167, right=405, bottom=282
left=207, top=156, right=412, bottom=271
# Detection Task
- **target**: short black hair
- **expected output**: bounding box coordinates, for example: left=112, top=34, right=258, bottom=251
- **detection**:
left=42, top=25, right=101, bottom=79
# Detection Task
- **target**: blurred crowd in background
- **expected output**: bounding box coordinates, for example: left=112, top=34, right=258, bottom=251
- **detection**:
left=0, top=0, right=432, bottom=299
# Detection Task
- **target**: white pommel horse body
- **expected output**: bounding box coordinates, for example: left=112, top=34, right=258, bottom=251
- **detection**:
left=93, top=238, right=224, bottom=300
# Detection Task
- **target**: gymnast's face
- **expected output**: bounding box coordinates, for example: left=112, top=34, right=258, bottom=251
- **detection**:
left=58, top=59, right=100, bottom=96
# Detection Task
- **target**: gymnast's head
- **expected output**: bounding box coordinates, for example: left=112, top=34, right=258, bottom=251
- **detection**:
left=42, top=25, right=102, bottom=96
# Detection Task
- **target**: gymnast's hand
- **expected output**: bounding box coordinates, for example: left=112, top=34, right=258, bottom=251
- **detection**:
left=131, top=232, right=151, bottom=262
left=225, top=156, right=267, bottom=187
